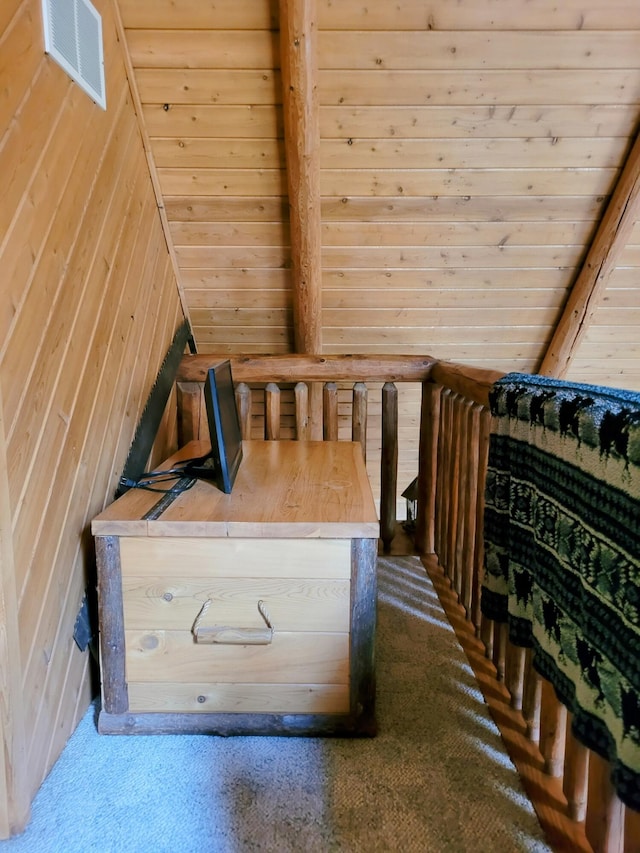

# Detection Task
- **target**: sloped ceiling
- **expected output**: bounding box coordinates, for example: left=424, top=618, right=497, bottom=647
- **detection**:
left=115, top=0, right=640, bottom=391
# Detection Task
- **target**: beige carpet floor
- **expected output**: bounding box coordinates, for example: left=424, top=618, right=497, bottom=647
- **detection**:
left=1, top=555, right=550, bottom=852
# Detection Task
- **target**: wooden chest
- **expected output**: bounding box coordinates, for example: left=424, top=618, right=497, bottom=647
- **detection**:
left=91, top=440, right=379, bottom=736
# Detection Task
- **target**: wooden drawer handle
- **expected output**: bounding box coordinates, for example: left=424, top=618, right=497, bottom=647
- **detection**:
left=192, top=598, right=274, bottom=645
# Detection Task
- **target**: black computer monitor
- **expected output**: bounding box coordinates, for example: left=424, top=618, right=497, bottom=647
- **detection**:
left=186, top=360, right=243, bottom=493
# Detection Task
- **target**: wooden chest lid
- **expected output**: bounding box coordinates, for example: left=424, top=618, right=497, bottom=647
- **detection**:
left=91, top=440, right=379, bottom=539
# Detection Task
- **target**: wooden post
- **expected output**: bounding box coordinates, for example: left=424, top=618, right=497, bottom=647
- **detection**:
left=294, top=382, right=309, bottom=440
left=264, top=384, right=281, bottom=440
left=540, top=679, right=567, bottom=777
left=380, top=382, right=398, bottom=552
left=323, top=382, right=339, bottom=440
left=176, top=381, right=203, bottom=446
left=586, top=751, right=625, bottom=853
left=415, top=382, right=441, bottom=555
left=352, top=382, right=368, bottom=462
left=279, top=0, right=322, bottom=357
left=539, top=126, right=640, bottom=377
left=235, top=383, right=252, bottom=441
left=563, top=716, right=590, bottom=823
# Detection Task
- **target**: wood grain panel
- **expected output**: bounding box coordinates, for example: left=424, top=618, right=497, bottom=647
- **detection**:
left=319, top=70, right=640, bottom=107
left=320, top=168, right=617, bottom=197
left=142, top=104, right=282, bottom=137
left=317, top=31, right=640, bottom=70
left=170, top=221, right=289, bottom=246
left=118, top=0, right=278, bottom=29
left=0, top=0, right=48, bottom=132
left=127, top=681, right=349, bottom=714
left=120, top=537, right=352, bottom=579
left=175, top=246, right=289, bottom=267
left=0, top=0, right=184, bottom=834
left=135, top=69, right=282, bottom=105
left=320, top=105, right=638, bottom=139
left=122, top=577, right=350, bottom=631
left=125, top=629, right=349, bottom=684
left=321, top=246, right=584, bottom=268
left=318, top=0, right=640, bottom=30
left=157, top=168, right=285, bottom=196
left=321, top=268, right=571, bottom=291
left=321, top=221, right=594, bottom=246
left=165, top=196, right=288, bottom=221
left=126, top=30, right=278, bottom=69
left=321, top=138, right=627, bottom=170
left=153, top=138, right=285, bottom=169
left=182, top=268, right=291, bottom=291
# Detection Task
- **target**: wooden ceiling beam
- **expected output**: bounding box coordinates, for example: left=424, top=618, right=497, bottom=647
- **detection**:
left=539, top=125, right=640, bottom=378
left=279, top=0, right=322, bottom=356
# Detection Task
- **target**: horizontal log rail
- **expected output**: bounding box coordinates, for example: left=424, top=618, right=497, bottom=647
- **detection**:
left=176, top=353, right=437, bottom=551
left=176, top=353, right=436, bottom=384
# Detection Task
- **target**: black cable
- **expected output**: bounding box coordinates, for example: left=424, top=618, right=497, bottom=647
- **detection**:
left=119, top=469, right=198, bottom=495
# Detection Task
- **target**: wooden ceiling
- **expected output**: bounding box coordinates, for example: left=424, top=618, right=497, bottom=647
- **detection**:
left=114, top=0, right=640, bottom=391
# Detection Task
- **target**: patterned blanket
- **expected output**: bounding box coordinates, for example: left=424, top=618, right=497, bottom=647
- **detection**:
left=480, top=373, right=640, bottom=810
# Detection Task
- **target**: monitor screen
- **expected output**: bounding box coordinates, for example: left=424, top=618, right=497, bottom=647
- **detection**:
left=186, top=360, right=243, bottom=493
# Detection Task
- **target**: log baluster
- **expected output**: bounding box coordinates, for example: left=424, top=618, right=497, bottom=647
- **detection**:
left=380, top=381, right=398, bottom=552
left=265, top=383, right=281, bottom=440
left=453, top=398, right=473, bottom=599
left=471, top=406, right=491, bottom=633
left=564, top=716, right=590, bottom=823
left=415, top=381, right=441, bottom=555
left=235, top=382, right=252, bottom=441
left=505, top=644, right=526, bottom=711
left=460, top=402, right=480, bottom=618
left=294, top=381, right=309, bottom=440
left=493, top=620, right=507, bottom=682
left=352, top=382, right=368, bottom=461
left=446, top=394, right=463, bottom=586
left=540, top=679, right=567, bottom=777
left=624, top=806, right=640, bottom=853
left=323, top=382, right=339, bottom=441
left=438, top=389, right=453, bottom=572
left=586, top=751, right=625, bottom=853
left=522, top=650, right=542, bottom=744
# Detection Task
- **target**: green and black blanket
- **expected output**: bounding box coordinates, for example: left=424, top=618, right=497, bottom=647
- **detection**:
left=481, top=373, right=640, bottom=810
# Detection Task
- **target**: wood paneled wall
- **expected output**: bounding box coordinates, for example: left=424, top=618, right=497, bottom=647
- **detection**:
left=0, top=0, right=184, bottom=836
left=119, top=0, right=640, bottom=392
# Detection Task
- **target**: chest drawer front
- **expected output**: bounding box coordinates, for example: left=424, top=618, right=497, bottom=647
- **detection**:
left=119, top=537, right=352, bottom=579
left=121, top=576, right=350, bottom=633
left=125, top=629, right=349, bottom=685
left=127, top=682, right=349, bottom=715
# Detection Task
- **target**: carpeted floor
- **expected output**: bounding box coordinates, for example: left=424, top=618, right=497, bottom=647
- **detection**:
left=1, top=556, right=550, bottom=852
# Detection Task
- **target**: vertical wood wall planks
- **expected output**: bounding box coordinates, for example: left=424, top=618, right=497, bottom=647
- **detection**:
left=0, top=389, right=29, bottom=836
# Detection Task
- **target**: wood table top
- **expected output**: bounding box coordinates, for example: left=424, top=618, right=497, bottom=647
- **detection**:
left=92, top=440, right=379, bottom=539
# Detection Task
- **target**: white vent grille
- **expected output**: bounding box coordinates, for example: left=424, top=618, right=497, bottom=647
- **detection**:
left=41, top=0, right=106, bottom=110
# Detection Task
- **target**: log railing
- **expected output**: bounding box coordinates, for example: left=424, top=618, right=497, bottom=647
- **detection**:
left=421, top=365, right=640, bottom=853
left=174, top=352, right=639, bottom=850
left=175, top=354, right=436, bottom=551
